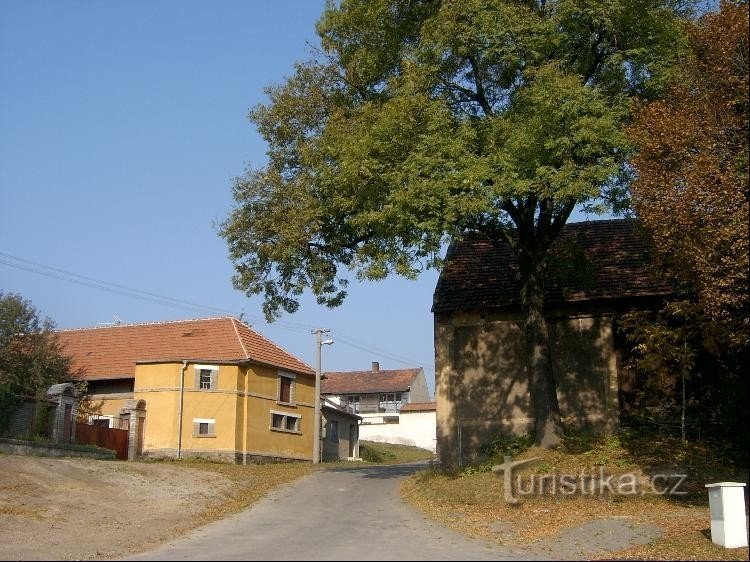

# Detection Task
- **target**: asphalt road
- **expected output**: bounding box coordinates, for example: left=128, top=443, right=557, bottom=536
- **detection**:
left=125, top=462, right=535, bottom=561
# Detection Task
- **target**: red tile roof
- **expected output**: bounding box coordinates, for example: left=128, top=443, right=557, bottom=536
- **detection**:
left=433, top=219, right=673, bottom=313
left=321, top=368, right=423, bottom=395
left=400, top=402, right=437, bottom=412
left=56, top=317, right=314, bottom=380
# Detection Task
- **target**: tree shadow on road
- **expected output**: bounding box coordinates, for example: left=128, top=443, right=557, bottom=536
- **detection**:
left=324, top=462, right=428, bottom=479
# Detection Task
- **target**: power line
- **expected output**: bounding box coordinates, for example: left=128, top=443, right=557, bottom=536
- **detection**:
left=1, top=250, right=434, bottom=369
left=333, top=333, right=433, bottom=372
left=0, top=255, right=235, bottom=316
left=0, top=251, right=309, bottom=332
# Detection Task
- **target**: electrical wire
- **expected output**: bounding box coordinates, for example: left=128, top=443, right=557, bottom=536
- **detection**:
left=1, top=251, right=435, bottom=372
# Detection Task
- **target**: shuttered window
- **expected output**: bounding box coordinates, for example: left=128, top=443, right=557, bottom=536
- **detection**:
left=277, top=372, right=296, bottom=404
left=279, top=377, right=292, bottom=403
left=194, top=365, right=219, bottom=390
left=192, top=418, right=216, bottom=437
left=199, top=370, right=212, bottom=389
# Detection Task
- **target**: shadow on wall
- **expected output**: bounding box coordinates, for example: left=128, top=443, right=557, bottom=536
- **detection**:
left=438, top=312, right=615, bottom=466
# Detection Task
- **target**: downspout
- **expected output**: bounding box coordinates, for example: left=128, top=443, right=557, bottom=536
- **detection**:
left=177, top=360, right=188, bottom=458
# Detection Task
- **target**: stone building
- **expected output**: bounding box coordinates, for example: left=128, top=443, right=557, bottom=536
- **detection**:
left=433, top=219, right=672, bottom=466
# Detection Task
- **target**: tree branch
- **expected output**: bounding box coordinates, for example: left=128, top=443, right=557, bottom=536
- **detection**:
left=467, top=55, right=494, bottom=116
left=583, top=30, right=607, bottom=85
left=541, top=199, right=576, bottom=252
left=501, top=200, right=521, bottom=226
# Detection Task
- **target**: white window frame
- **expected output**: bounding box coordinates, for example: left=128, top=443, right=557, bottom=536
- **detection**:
left=194, top=364, right=219, bottom=391
left=269, top=409, right=302, bottom=434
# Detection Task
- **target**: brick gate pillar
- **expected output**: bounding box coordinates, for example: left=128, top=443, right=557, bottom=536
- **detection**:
left=46, top=383, right=79, bottom=444
left=121, top=399, right=146, bottom=461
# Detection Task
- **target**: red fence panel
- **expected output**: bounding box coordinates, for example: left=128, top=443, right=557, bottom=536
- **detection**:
left=75, top=421, right=129, bottom=460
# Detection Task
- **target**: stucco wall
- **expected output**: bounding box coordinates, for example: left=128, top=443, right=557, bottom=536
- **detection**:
left=321, top=409, right=359, bottom=461
left=135, top=362, right=240, bottom=455
left=241, top=364, right=315, bottom=461
left=401, top=410, right=437, bottom=452
left=130, top=361, right=316, bottom=462
left=407, top=369, right=432, bottom=403
left=360, top=410, right=436, bottom=452
left=435, top=310, right=619, bottom=466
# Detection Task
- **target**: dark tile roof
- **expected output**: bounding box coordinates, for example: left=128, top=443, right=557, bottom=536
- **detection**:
left=57, top=317, right=314, bottom=380
left=400, top=402, right=437, bottom=412
left=433, top=219, right=672, bottom=314
left=321, top=368, right=423, bottom=395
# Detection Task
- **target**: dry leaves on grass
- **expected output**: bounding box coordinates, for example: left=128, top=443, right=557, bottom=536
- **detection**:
left=402, top=467, right=749, bottom=561
left=594, top=507, right=750, bottom=561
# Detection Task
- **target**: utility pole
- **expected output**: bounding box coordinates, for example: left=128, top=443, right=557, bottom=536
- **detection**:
left=312, top=328, right=332, bottom=464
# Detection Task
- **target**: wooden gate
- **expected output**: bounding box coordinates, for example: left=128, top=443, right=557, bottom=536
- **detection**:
left=76, top=418, right=129, bottom=460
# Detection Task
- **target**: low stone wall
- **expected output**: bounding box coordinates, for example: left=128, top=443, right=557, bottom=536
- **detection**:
left=0, top=437, right=116, bottom=460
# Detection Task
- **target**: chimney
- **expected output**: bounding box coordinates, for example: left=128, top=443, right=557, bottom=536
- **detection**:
left=371, top=361, right=379, bottom=373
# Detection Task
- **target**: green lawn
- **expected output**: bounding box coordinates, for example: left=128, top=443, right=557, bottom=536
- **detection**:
left=358, top=440, right=435, bottom=464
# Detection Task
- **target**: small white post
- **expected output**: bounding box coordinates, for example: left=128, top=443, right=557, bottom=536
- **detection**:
left=705, top=482, right=748, bottom=548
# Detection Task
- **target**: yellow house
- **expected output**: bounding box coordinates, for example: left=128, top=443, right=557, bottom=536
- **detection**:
left=57, top=317, right=316, bottom=462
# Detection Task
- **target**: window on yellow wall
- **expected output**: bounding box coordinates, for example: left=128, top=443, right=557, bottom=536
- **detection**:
left=194, top=365, right=219, bottom=390
left=270, top=410, right=301, bottom=434
left=192, top=418, right=216, bottom=437
left=277, top=372, right=295, bottom=404
left=199, top=370, right=212, bottom=389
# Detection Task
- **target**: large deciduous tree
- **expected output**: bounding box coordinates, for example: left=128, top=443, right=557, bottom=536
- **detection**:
left=621, top=1, right=748, bottom=448
left=628, top=0, right=749, bottom=351
left=221, top=0, right=687, bottom=447
left=0, top=292, right=74, bottom=431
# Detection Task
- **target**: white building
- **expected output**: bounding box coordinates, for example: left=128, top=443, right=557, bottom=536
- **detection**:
left=321, top=362, right=437, bottom=452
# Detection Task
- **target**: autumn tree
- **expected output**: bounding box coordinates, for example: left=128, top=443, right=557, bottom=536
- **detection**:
left=622, top=1, right=748, bottom=445
left=221, top=0, right=687, bottom=447
left=628, top=1, right=749, bottom=349
left=0, top=292, right=74, bottom=432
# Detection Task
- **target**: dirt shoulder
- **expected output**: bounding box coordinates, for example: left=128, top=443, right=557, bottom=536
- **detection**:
left=0, top=454, right=312, bottom=561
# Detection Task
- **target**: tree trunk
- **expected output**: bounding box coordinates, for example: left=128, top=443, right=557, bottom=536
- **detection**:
left=519, top=251, right=564, bottom=449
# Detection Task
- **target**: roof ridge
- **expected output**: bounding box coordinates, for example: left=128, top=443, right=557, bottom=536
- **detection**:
left=55, top=316, right=236, bottom=333
left=230, top=318, right=250, bottom=359
left=234, top=318, right=315, bottom=373
left=324, top=367, right=422, bottom=375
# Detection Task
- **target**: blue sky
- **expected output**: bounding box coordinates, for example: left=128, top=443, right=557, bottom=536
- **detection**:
left=1, top=1, right=606, bottom=394
left=0, top=0, right=442, bottom=389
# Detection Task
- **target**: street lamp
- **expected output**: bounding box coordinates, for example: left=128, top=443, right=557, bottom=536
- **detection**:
left=313, top=329, right=333, bottom=464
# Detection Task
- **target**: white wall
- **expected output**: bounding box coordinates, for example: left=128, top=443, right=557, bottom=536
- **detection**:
left=359, top=410, right=436, bottom=452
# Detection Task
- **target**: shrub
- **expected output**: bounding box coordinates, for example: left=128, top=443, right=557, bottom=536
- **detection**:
left=479, top=433, right=534, bottom=459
